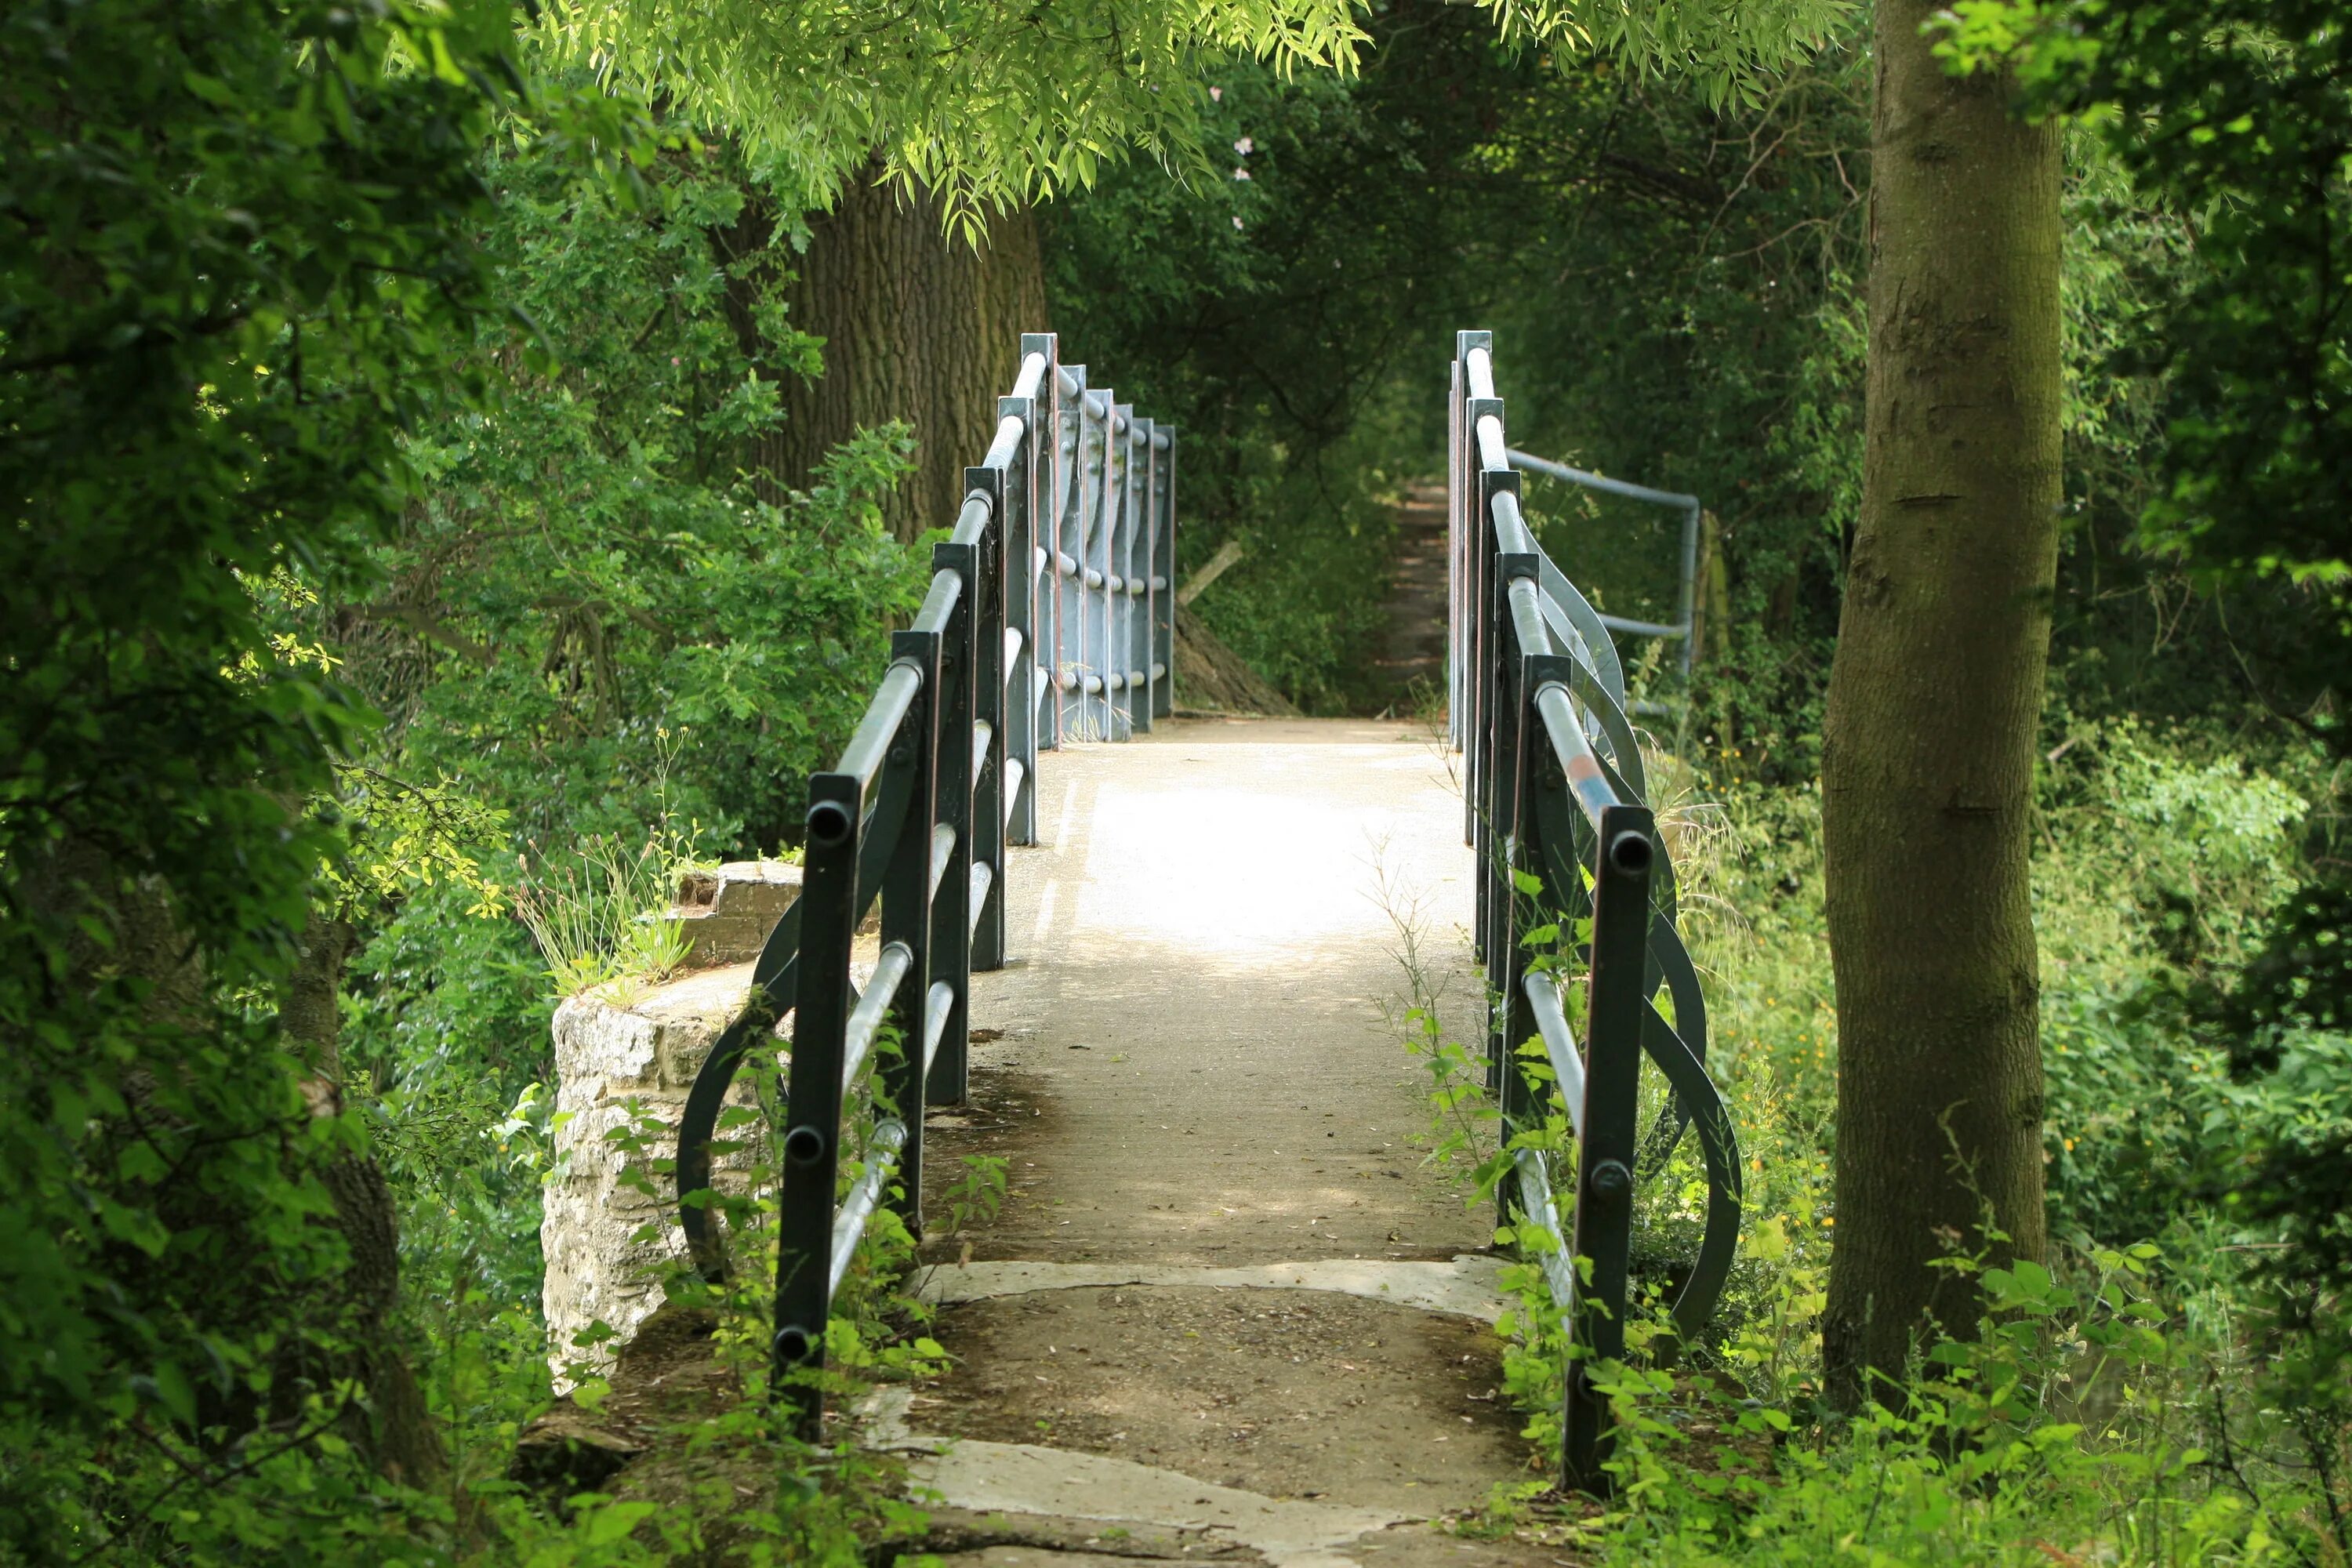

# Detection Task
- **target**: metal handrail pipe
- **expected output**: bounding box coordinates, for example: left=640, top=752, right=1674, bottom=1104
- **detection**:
left=949, top=490, right=993, bottom=547
left=1534, top=680, right=1621, bottom=828
left=831, top=662, right=922, bottom=794
left=1513, top=1147, right=1581, bottom=1312
left=827, top=1119, right=909, bottom=1296
left=1523, top=970, right=1586, bottom=1139
left=1081, top=675, right=1104, bottom=695
left=1505, top=447, right=1700, bottom=679
left=1105, top=672, right=1126, bottom=690
left=1506, top=448, right=1699, bottom=512
left=840, top=942, right=913, bottom=1091
left=921, top=981, right=956, bottom=1073
left=1059, top=383, right=1126, bottom=431
left=1598, top=613, right=1686, bottom=640
left=912, top=567, right=964, bottom=636
left=1127, top=669, right=1145, bottom=688
left=1003, top=759, right=1026, bottom=826
left=983, top=412, right=1025, bottom=471
left=1507, top=576, right=1555, bottom=662
left=1149, top=575, right=1168, bottom=592
left=1085, top=569, right=1105, bottom=590
left=1492, top=489, right=1538, bottom=557
left=1057, top=551, right=1080, bottom=578
left=1149, top=662, right=1166, bottom=681
left=1151, top=429, right=1170, bottom=451
left=1011, top=351, right=1048, bottom=401
left=1107, top=574, right=1124, bottom=593
left=929, top=822, right=956, bottom=899
left=971, top=720, right=992, bottom=786
left=967, top=862, right=993, bottom=937
left=1465, top=345, right=1497, bottom=401
left=1125, top=579, right=1144, bottom=597
left=1004, top=626, right=1024, bottom=680
left=1475, top=413, right=1509, bottom=474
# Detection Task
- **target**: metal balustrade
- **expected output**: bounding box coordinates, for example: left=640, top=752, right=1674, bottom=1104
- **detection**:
left=669, top=333, right=1175, bottom=1436
left=1448, top=330, right=1743, bottom=1494
left=1501, top=449, right=1700, bottom=686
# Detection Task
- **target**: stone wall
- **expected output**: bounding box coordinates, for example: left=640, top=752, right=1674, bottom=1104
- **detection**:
left=542, top=961, right=765, bottom=1391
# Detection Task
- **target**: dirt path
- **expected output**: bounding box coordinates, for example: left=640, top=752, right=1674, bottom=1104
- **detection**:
left=877, top=720, right=1566, bottom=1567
left=1369, top=485, right=1450, bottom=718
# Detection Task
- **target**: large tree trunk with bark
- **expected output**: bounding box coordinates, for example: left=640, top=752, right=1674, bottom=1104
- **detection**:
left=282, top=910, right=445, bottom=1486
left=1820, top=2, right=2062, bottom=1409
left=726, top=158, right=1050, bottom=543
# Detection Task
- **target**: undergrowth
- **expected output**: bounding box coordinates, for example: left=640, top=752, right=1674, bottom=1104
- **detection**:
left=1383, top=718, right=2352, bottom=1566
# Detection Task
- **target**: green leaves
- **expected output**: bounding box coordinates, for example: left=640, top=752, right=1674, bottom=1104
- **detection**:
left=536, top=0, right=1368, bottom=220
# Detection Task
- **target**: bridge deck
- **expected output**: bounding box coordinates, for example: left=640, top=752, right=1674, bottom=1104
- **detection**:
left=886, top=719, right=1558, bottom=1567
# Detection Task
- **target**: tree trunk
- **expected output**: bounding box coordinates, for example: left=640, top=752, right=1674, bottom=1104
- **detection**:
left=1820, top=2, right=2062, bottom=1408
left=283, top=910, right=446, bottom=1486
left=766, top=161, right=1051, bottom=543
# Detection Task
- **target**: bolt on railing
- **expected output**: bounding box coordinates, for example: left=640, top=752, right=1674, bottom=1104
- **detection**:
left=1449, top=329, right=1741, bottom=1494
left=669, top=333, right=1175, bottom=1438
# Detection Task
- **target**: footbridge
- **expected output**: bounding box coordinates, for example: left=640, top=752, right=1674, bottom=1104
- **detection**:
left=670, top=332, right=1741, bottom=1559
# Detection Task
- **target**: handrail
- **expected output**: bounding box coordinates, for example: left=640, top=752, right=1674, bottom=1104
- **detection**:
left=669, top=332, right=1180, bottom=1439
left=1501, top=447, right=1701, bottom=679
left=1448, top=330, right=1741, bottom=1497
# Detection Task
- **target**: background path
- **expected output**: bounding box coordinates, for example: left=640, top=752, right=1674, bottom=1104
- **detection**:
left=1370, top=485, right=1450, bottom=717
left=885, top=720, right=1563, bottom=1567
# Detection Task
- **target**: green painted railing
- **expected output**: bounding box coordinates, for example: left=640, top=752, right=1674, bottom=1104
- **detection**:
left=670, top=332, right=1175, bottom=1436
left=1449, top=329, right=1743, bottom=1494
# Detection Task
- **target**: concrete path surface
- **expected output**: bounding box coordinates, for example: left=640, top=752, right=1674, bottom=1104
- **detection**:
left=878, top=719, right=1565, bottom=1567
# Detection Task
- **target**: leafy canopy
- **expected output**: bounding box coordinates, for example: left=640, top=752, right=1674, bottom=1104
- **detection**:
left=536, top=0, right=1369, bottom=217
left=539, top=0, right=1846, bottom=223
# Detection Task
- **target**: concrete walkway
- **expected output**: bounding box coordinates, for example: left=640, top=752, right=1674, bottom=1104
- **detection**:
left=884, top=720, right=1560, bottom=1568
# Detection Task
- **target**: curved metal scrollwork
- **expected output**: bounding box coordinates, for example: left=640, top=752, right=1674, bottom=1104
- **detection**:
left=1453, top=328, right=1741, bottom=1494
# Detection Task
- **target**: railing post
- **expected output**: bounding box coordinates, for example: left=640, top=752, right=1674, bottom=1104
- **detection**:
left=1079, top=376, right=1116, bottom=741
left=1502, top=651, right=1586, bottom=1223
left=1153, top=427, right=1178, bottom=719
left=928, top=539, right=978, bottom=1105
left=1054, top=365, right=1085, bottom=745
left=881, top=628, right=940, bottom=1236
left=969, top=465, right=1010, bottom=972
left=1454, top=330, right=1493, bottom=842
left=1131, top=417, right=1156, bottom=734
left=1487, top=553, right=1539, bottom=1107
left=771, top=771, right=860, bottom=1439
left=1447, top=358, right=1460, bottom=758
left=1563, top=800, right=1655, bottom=1494
left=1005, top=336, right=1050, bottom=843
left=1107, top=400, right=1134, bottom=740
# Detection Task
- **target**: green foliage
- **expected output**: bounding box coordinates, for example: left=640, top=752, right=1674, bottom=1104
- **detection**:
left=536, top=0, right=1366, bottom=219
left=1475, top=0, right=1849, bottom=113
left=1951, top=0, right=2352, bottom=1342
left=1048, top=2, right=1544, bottom=709
left=0, top=0, right=539, bottom=1551
left=353, top=129, right=925, bottom=853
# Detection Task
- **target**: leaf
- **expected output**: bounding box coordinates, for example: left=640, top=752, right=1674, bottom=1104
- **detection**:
left=580, top=1501, right=657, bottom=1545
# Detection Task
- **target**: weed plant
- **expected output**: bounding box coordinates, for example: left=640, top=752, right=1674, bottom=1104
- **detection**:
left=1390, top=716, right=2350, bottom=1565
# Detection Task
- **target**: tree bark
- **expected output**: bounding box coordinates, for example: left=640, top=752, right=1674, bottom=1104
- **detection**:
left=283, top=910, right=446, bottom=1486
left=765, top=161, right=1051, bottom=543
left=1820, top=2, right=2062, bottom=1408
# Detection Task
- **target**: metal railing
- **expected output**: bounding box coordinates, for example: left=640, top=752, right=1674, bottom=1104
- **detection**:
left=1503, top=449, right=1700, bottom=685
left=1449, top=330, right=1741, bottom=1494
left=670, top=332, right=1176, bottom=1436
